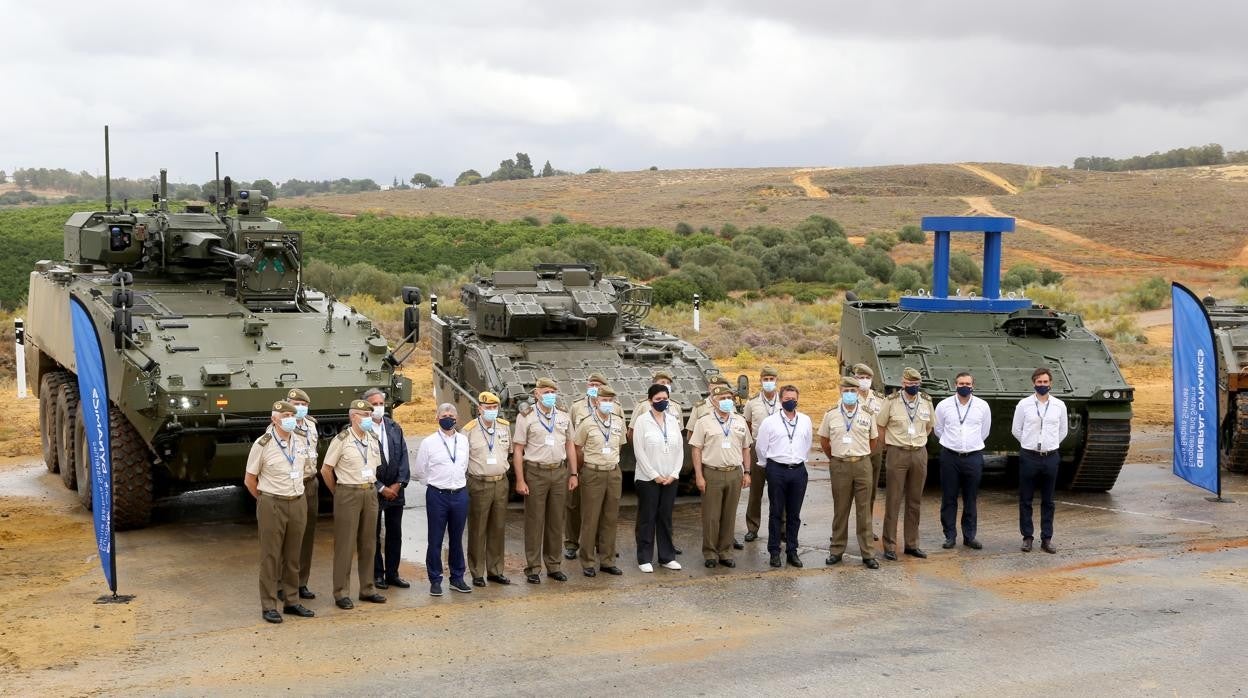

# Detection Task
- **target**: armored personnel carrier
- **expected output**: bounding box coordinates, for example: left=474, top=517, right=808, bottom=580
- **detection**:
left=839, top=216, right=1133, bottom=491
left=1202, top=294, right=1248, bottom=472
left=28, top=150, right=417, bottom=529
left=430, top=263, right=721, bottom=474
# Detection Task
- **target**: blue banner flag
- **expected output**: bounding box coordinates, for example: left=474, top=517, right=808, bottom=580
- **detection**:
left=1170, top=283, right=1220, bottom=496
left=69, top=295, right=116, bottom=592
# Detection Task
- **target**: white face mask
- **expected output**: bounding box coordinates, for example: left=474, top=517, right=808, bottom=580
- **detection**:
left=371, top=405, right=385, bottom=419
left=857, top=378, right=872, bottom=391
left=761, top=381, right=776, bottom=393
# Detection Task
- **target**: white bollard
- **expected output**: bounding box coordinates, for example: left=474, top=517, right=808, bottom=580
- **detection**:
left=693, top=293, right=701, bottom=333
left=15, top=318, right=27, bottom=399
left=430, top=293, right=438, bottom=318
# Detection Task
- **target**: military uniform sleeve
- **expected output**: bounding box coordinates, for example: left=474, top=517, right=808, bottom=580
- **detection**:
left=816, top=411, right=832, bottom=439
left=323, top=435, right=343, bottom=469
left=512, top=412, right=529, bottom=446
left=688, top=415, right=707, bottom=447
left=573, top=419, right=591, bottom=448
left=741, top=419, right=754, bottom=449
left=245, top=441, right=264, bottom=476
left=876, top=398, right=892, bottom=427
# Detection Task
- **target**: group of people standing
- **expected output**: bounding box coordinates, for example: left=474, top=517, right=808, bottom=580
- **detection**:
left=245, top=363, right=1069, bottom=622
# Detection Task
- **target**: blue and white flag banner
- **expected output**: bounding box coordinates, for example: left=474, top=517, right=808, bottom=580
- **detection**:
left=1170, top=283, right=1220, bottom=496
left=69, top=295, right=116, bottom=592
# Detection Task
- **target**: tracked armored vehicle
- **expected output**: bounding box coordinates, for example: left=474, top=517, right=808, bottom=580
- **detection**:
left=28, top=148, right=417, bottom=529
left=839, top=216, right=1133, bottom=491
left=1202, top=295, right=1248, bottom=472
left=431, top=263, right=721, bottom=474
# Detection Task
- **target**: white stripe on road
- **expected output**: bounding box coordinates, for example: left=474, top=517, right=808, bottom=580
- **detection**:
left=1054, top=500, right=1214, bottom=526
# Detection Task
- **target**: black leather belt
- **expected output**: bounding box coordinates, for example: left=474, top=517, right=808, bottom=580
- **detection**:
left=1022, top=448, right=1055, bottom=457
left=766, top=459, right=805, bottom=469
left=429, top=485, right=465, bottom=494
left=942, top=446, right=981, bottom=457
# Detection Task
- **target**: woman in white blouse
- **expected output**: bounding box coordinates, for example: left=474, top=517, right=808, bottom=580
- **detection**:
left=633, top=384, right=684, bottom=572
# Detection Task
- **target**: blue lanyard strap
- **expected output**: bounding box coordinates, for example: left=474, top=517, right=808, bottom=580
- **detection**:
left=438, top=432, right=458, bottom=463
left=593, top=410, right=613, bottom=443
left=839, top=405, right=857, bottom=433
left=714, top=411, right=731, bottom=437
left=536, top=407, right=556, bottom=434
left=902, top=396, right=919, bottom=424
left=1034, top=397, right=1050, bottom=424
left=351, top=433, right=369, bottom=465
left=483, top=423, right=496, bottom=452
left=272, top=429, right=296, bottom=467
left=782, top=413, right=798, bottom=442
left=955, top=400, right=972, bottom=425
left=652, top=411, right=668, bottom=443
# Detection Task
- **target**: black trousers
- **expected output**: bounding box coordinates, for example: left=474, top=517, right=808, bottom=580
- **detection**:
left=939, top=448, right=983, bottom=542
left=1019, top=450, right=1059, bottom=540
left=766, top=462, right=808, bottom=555
left=373, top=501, right=404, bottom=580
left=635, top=478, right=678, bottom=565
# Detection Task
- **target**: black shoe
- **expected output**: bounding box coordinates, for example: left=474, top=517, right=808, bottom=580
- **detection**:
left=718, top=559, right=736, bottom=568
left=449, top=579, right=472, bottom=593
left=487, top=574, right=512, bottom=585
left=825, top=554, right=842, bottom=566
left=374, top=577, right=389, bottom=590
left=298, top=586, right=316, bottom=600
left=429, top=582, right=443, bottom=597
left=358, top=593, right=386, bottom=603
left=786, top=553, right=803, bottom=568
left=1041, top=539, right=1057, bottom=554
left=733, top=538, right=745, bottom=550
left=863, top=558, right=880, bottom=570
left=472, top=577, right=486, bottom=587
left=964, top=539, right=983, bottom=550
left=283, top=604, right=315, bottom=618
left=769, top=554, right=782, bottom=568
left=904, top=547, right=928, bottom=559
left=942, top=538, right=956, bottom=549
left=584, top=567, right=598, bottom=577
left=335, top=597, right=354, bottom=610
left=1022, top=537, right=1033, bottom=553
left=276, top=589, right=286, bottom=602
left=385, top=576, right=411, bottom=589
left=599, top=565, right=623, bottom=576
left=744, top=531, right=758, bottom=542
left=548, top=571, right=568, bottom=582
left=673, top=546, right=683, bottom=556
left=262, top=609, right=283, bottom=624
left=526, top=574, right=541, bottom=584
left=704, top=559, right=717, bottom=568
left=563, top=547, right=577, bottom=560
left=883, top=550, right=898, bottom=562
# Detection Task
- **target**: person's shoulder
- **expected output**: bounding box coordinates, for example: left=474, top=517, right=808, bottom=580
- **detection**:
left=305, top=415, right=318, bottom=425
left=335, top=429, right=351, bottom=441
left=256, top=432, right=272, bottom=446
left=463, top=419, right=479, bottom=432
left=497, top=417, right=510, bottom=426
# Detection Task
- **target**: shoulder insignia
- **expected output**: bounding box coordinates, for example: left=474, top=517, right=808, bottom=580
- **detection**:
left=497, top=418, right=510, bottom=426
left=305, top=416, right=318, bottom=425
left=336, top=429, right=351, bottom=441
left=258, top=432, right=272, bottom=446
left=518, top=403, right=533, bottom=416
left=294, top=426, right=308, bottom=436
left=463, top=419, right=479, bottom=431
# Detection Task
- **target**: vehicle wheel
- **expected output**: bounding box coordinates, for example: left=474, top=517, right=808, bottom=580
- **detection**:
left=39, top=371, right=72, bottom=473
left=57, top=378, right=80, bottom=490
left=74, top=402, right=154, bottom=529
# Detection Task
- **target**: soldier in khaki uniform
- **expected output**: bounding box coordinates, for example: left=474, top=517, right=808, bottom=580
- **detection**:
left=244, top=400, right=314, bottom=624
left=464, top=391, right=512, bottom=587
left=690, top=385, right=753, bottom=567
left=819, top=376, right=880, bottom=569
left=286, top=388, right=319, bottom=601
left=851, top=363, right=886, bottom=531
left=741, top=366, right=780, bottom=542
left=630, top=370, right=683, bottom=441
left=512, top=377, right=578, bottom=584
left=877, top=367, right=934, bottom=560
left=321, top=400, right=386, bottom=609
left=684, top=374, right=733, bottom=434
left=572, top=384, right=626, bottom=577
left=564, top=373, right=608, bottom=561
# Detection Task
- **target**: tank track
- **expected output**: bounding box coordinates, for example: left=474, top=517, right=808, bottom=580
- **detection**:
left=1227, top=393, right=1248, bottom=473
left=1069, top=418, right=1131, bottom=491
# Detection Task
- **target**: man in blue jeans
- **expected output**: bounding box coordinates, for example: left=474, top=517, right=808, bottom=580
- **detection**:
left=933, top=372, right=992, bottom=550
left=753, top=385, right=813, bottom=568
left=412, top=403, right=472, bottom=596
left=1011, top=367, right=1068, bottom=554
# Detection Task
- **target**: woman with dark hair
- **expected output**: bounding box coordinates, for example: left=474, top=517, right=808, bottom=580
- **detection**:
left=632, top=383, right=685, bottom=572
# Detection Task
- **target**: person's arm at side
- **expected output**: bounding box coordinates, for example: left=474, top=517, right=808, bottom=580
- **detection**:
left=411, top=438, right=432, bottom=484
left=817, top=411, right=832, bottom=460
left=1011, top=400, right=1025, bottom=444
left=980, top=400, right=992, bottom=441
left=689, top=418, right=707, bottom=493
left=754, top=418, right=771, bottom=466
left=633, top=418, right=657, bottom=481
left=512, top=416, right=529, bottom=496
left=244, top=442, right=263, bottom=498
left=320, top=437, right=342, bottom=495
left=869, top=417, right=879, bottom=451
left=394, top=421, right=410, bottom=494
left=565, top=418, right=579, bottom=491
left=666, top=414, right=685, bottom=483
left=932, top=401, right=944, bottom=440
left=1058, top=400, right=1070, bottom=443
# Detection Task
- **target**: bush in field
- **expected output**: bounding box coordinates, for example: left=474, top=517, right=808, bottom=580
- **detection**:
left=679, top=264, right=728, bottom=302
left=550, top=213, right=569, bottom=224
left=1126, top=276, right=1169, bottom=311
left=898, top=262, right=931, bottom=288
left=651, top=274, right=700, bottom=306
left=719, top=223, right=740, bottom=239
left=949, top=252, right=982, bottom=285
left=490, top=246, right=574, bottom=271
left=663, top=246, right=682, bottom=269
left=890, top=266, right=923, bottom=292
left=716, top=266, right=760, bottom=291
left=556, top=236, right=616, bottom=271
left=794, top=214, right=845, bottom=241
left=750, top=225, right=796, bottom=248
left=825, top=261, right=867, bottom=286
left=852, top=246, right=896, bottom=283
left=731, top=235, right=765, bottom=259
left=610, top=246, right=666, bottom=280
left=866, top=232, right=897, bottom=252
left=674, top=222, right=694, bottom=236
left=897, top=224, right=925, bottom=244
left=1002, top=264, right=1040, bottom=290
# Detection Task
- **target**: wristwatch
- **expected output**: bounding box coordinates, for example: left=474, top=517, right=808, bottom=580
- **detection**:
left=569, top=472, right=579, bottom=478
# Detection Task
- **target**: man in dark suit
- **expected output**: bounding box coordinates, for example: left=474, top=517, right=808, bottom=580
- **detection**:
left=364, top=388, right=411, bottom=589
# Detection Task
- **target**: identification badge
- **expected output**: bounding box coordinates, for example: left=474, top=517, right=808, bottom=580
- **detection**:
left=289, top=469, right=300, bottom=480
left=721, top=438, right=733, bottom=449
left=842, top=435, right=852, bottom=444
left=602, top=446, right=613, bottom=455
left=361, top=468, right=373, bottom=478
left=544, top=435, right=555, bottom=446
left=908, top=425, right=916, bottom=435
left=486, top=456, right=498, bottom=465
left=663, top=443, right=670, bottom=454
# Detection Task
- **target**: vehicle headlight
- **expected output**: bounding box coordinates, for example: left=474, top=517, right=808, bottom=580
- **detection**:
left=1103, top=390, right=1112, bottom=398
left=180, top=397, right=192, bottom=409
left=1111, top=390, right=1121, bottom=399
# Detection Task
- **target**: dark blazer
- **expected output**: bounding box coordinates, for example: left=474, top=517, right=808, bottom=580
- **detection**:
left=374, top=416, right=410, bottom=507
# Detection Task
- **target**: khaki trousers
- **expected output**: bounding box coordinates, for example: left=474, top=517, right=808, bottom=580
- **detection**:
left=578, top=467, right=622, bottom=569
left=744, top=463, right=767, bottom=535
left=467, top=477, right=509, bottom=579
left=298, top=475, right=318, bottom=587
left=564, top=483, right=581, bottom=551
left=332, top=485, right=379, bottom=600
left=869, top=440, right=884, bottom=511
left=523, top=464, right=567, bottom=575
left=829, top=456, right=875, bottom=559
left=701, top=468, right=743, bottom=561
left=258, top=494, right=306, bottom=611
left=883, top=446, right=927, bottom=552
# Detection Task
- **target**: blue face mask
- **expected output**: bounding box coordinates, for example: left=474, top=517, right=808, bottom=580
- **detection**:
left=718, top=398, right=735, bottom=412
left=358, top=418, right=375, bottom=433
left=781, top=398, right=798, bottom=412
left=439, top=416, right=457, bottom=431
left=841, top=392, right=858, bottom=406
left=956, top=386, right=973, bottom=398
left=294, top=405, right=308, bottom=419
left=540, top=393, right=558, bottom=409
left=761, top=381, right=776, bottom=393
left=903, top=385, right=920, bottom=396
left=586, top=386, right=599, bottom=398
left=279, top=416, right=297, bottom=432
left=482, top=409, right=498, bottom=422
left=653, top=399, right=669, bottom=412
left=598, top=401, right=615, bottom=414
left=1035, top=385, right=1051, bottom=395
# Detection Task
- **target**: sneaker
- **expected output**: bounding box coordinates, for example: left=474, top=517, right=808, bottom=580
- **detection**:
left=429, top=582, right=443, bottom=597
left=638, top=563, right=654, bottom=573
left=449, top=578, right=472, bottom=593
left=661, top=560, right=682, bottom=571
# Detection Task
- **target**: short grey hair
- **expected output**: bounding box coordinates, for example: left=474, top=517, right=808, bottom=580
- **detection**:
left=437, top=402, right=458, bottom=416
left=362, top=388, right=387, bottom=401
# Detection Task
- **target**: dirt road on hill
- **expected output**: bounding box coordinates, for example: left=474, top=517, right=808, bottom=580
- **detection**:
left=791, top=170, right=831, bottom=198
left=956, top=163, right=1020, bottom=194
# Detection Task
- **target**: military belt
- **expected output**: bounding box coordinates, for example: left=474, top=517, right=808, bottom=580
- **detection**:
left=833, top=455, right=868, bottom=463
left=525, top=460, right=565, bottom=470
left=888, top=445, right=926, bottom=452
left=704, top=465, right=740, bottom=472
left=582, top=464, right=618, bottom=471
left=260, top=491, right=302, bottom=501
left=469, top=473, right=507, bottom=483
left=337, top=483, right=374, bottom=490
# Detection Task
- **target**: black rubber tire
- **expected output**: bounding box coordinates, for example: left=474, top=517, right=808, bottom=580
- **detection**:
left=57, top=379, right=80, bottom=490
left=74, top=402, right=154, bottom=529
left=39, top=371, right=72, bottom=473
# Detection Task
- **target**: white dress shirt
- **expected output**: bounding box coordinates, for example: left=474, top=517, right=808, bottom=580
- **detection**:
left=374, top=417, right=390, bottom=464
left=412, top=430, right=470, bottom=489
left=632, top=409, right=684, bottom=481
left=755, top=410, right=813, bottom=465
left=1011, top=394, right=1069, bottom=452
left=933, top=395, right=992, bottom=453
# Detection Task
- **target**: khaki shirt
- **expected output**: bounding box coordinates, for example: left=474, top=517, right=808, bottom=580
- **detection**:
left=246, top=429, right=306, bottom=497
left=464, top=418, right=511, bottom=477
left=323, top=428, right=381, bottom=485
left=570, top=397, right=596, bottom=428
left=685, top=397, right=721, bottom=432
left=818, top=405, right=878, bottom=458
left=630, top=400, right=683, bottom=431
left=513, top=407, right=573, bottom=464
left=573, top=413, right=625, bottom=469
left=689, top=412, right=753, bottom=470
left=295, top=416, right=319, bottom=478
left=743, top=392, right=780, bottom=435
left=877, top=392, right=934, bottom=448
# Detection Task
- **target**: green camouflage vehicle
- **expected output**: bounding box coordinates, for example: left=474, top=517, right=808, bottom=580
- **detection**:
left=1202, top=294, right=1248, bottom=472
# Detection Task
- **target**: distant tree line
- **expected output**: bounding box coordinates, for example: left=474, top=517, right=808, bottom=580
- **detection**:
left=1073, top=143, right=1248, bottom=172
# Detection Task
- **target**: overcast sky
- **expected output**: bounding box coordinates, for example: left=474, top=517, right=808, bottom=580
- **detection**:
left=4, top=1, right=1247, bottom=185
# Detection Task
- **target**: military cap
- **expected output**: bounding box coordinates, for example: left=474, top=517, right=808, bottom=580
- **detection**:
left=839, top=376, right=860, bottom=389
left=286, top=388, right=311, bottom=403
left=535, top=377, right=559, bottom=390
left=596, top=385, right=617, bottom=398
left=478, top=391, right=501, bottom=405
left=709, top=374, right=730, bottom=386
left=272, top=400, right=297, bottom=413
left=851, top=363, right=874, bottom=377
left=348, top=399, right=371, bottom=412
left=711, top=385, right=734, bottom=397
left=902, top=367, right=922, bottom=381
left=760, top=366, right=780, bottom=378
left=586, top=372, right=608, bottom=385
left=651, top=370, right=673, bottom=382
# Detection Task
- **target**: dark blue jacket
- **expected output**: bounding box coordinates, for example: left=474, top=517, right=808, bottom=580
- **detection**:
left=374, top=416, right=410, bottom=507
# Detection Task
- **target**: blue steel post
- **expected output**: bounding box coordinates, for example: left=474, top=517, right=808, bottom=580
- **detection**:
left=931, top=230, right=951, bottom=298
left=982, top=231, right=1003, bottom=298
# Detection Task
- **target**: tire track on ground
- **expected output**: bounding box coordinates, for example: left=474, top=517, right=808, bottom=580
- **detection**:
left=791, top=170, right=830, bottom=198
left=957, top=163, right=1019, bottom=194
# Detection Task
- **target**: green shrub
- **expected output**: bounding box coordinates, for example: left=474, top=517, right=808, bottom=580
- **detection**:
left=794, top=214, right=845, bottom=240
left=890, top=266, right=923, bottom=292
left=897, top=225, right=925, bottom=244
left=720, top=223, right=740, bottom=239
left=550, top=213, right=569, bottom=225
left=674, top=222, right=694, bottom=236
left=1039, top=269, right=1064, bottom=286
left=1125, top=276, right=1169, bottom=311
left=556, top=236, right=616, bottom=270
left=663, top=246, right=682, bottom=269
left=825, top=261, right=866, bottom=286
left=610, top=246, right=666, bottom=279
left=949, top=252, right=982, bottom=285
left=793, top=290, right=819, bottom=304
left=852, top=246, right=895, bottom=283
left=1002, top=263, right=1040, bottom=290
left=521, top=215, right=542, bottom=227
left=651, top=274, right=700, bottom=306
left=866, top=232, right=897, bottom=252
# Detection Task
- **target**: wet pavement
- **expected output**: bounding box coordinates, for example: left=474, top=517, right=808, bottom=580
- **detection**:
left=3, top=429, right=1248, bottom=695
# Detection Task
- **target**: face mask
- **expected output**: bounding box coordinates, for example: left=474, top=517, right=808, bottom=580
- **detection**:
left=718, top=398, right=735, bottom=413
left=438, top=416, right=457, bottom=431
left=279, top=416, right=297, bottom=432
left=653, top=399, right=669, bottom=412
left=956, top=386, right=973, bottom=398
left=598, top=401, right=615, bottom=415
left=358, top=418, right=375, bottom=433
left=761, top=380, right=776, bottom=393
left=294, top=405, right=308, bottom=419
left=586, top=386, right=599, bottom=398
left=540, top=393, right=558, bottom=409
left=841, top=392, right=858, bottom=406
left=857, top=378, right=872, bottom=391
left=371, top=405, right=385, bottom=419
left=903, top=385, right=920, bottom=396
left=781, top=398, right=798, bottom=412
left=1035, top=385, right=1051, bottom=395
left=482, top=409, right=498, bottom=422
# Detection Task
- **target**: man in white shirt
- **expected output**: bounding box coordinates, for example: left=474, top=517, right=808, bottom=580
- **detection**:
left=754, top=385, right=813, bottom=569
left=933, top=372, right=991, bottom=550
left=1011, top=367, right=1068, bottom=554
left=412, top=403, right=472, bottom=597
